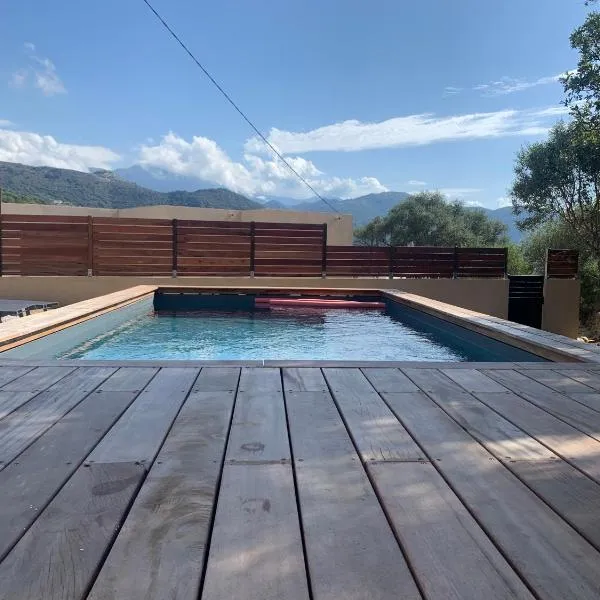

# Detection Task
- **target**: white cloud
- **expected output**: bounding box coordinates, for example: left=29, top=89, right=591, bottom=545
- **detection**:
left=138, top=132, right=388, bottom=199
left=0, top=126, right=120, bottom=171
left=497, top=197, right=512, bottom=208
left=533, top=105, right=569, bottom=117
left=255, top=107, right=561, bottom=154
left=474, top=73, right=567, bottom=97
left=0, top=120, right=13, bottom=128
left=407, top=180, right=427, bottom=186
left=461, top=200, right=484, bottom=207
left=9, top=43, right=66, bottom=96
left=443, top=86, right=462, bottom=97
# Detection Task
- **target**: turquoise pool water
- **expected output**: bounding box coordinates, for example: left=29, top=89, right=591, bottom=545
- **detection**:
left=51, top=305, right=544, bottom=362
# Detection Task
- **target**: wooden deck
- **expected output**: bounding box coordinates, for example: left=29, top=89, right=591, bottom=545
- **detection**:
left=2, top=362, right=600, bottom=599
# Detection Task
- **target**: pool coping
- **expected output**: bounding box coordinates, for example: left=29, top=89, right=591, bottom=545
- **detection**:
left=0, top=285, right=157, bottom=351
left=0, top=284, right=597, bottom=364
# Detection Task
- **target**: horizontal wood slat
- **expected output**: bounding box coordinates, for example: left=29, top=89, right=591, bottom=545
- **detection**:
left=0, top=215, right=535, bottom=278
left=547, top=249, right=579, bottom=278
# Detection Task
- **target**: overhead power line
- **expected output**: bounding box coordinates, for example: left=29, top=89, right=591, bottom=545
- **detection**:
left=140, top=0, right=340, bottom=213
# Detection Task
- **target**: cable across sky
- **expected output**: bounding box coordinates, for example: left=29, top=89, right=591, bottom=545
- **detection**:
left=141, top=0, right=341, bottom=213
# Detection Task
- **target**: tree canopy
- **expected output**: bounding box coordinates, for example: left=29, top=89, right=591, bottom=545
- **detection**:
left=510, top=122, right=600, bottom=256
left=354, top=191, right=508, bottom=247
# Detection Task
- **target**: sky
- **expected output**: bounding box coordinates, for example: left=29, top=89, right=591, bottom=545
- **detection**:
left=0, top=0, right=592, bottom=207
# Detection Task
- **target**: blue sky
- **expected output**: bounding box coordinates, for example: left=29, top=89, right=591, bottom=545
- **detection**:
left=0, top=0, right=591, bottom=206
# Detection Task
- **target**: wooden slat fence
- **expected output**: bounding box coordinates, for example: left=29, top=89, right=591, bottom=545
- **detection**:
left=1, top=214, right=89, bottom=276
left=454, top=247, right=507, bottom=278
left=0, top=215, right=518, bottom=278
left=253, top=222, right=325, bottom=277
left=393, top=247, right=455, bottom=278
left=546, top=249, right=579, bottom=278
left=177, top=220, right=251, bottom=276
left=327, top=246, right=390, bottom=277
left=93, top=218, right=173, bottom=276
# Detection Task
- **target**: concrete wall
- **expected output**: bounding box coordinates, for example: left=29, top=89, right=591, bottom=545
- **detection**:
left=0, top=276, right=510, bottom=318
left=542, top=278, right=581, bottom=338
left=1, top=202, right=353, bottom=245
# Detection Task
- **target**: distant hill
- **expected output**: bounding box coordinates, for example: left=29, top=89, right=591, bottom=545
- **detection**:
left=0, top=161, right=524, bottom=241
left=481, top=206, right=522, bottom=242
left=0, top=162, right=261, bottom=210
left=288, top=191, right=411, bottom=227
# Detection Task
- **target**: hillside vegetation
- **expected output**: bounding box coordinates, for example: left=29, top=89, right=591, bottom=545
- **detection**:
left=0, top=162, right=261, bottom=210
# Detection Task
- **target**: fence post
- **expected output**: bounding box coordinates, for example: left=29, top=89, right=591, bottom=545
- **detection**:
left=453, top=247, right=459, bottom=279
left=87, top=215, right=93, bottom=276
left=321, top=223, right=328, bottom=278
left=388, top=246, right=394, bottom=279
left=503, top=247, right=508, bottom=278
left=250, top=221, right=256, bottom=277
left=172, top=219, right=178, bottom=278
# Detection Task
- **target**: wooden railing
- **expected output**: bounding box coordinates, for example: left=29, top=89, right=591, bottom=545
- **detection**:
left=0, top=214, right=509, bottom=278
left=546, top=249, right=579, bottom=278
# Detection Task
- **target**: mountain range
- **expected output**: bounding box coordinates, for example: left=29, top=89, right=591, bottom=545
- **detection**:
left=0, top=161, right=522, bottom=240
left=0, top=162, right=260, bottom=210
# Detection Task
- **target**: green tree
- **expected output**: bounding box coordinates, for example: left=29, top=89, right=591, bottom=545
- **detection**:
left=511, top=122, right=600, bottom=257
left=507, top=243, right=531, bottom=275
left=354, top=191, right=508, bottom=247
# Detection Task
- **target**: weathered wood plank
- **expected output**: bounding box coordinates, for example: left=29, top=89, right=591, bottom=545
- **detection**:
left=285, top=387, right=421, bottom=600
left=89, top=367, right=199, bottom=464
left=0, top=367, right=116, bottom=468
left=476, top=391, right=600, bottom=486
left=0, top=390, right=141, bottom=562
left=428, top=389, right=554, bottom=461
left=283, top=367, right=328, bottom=391
left=323, top=368, right=423, bottom=461
left=557, top=369, right=600, bottom=392
left=0, top=462, right=145, bottom=600
left=226, top=371, right=288, bottom=463
left=238, top=367, right=282, bottom=392
left=1, top=365, right=75, bottom=391
left=0, top=366, right=35, bottom=388
left=192, top=367, right=240, bottom=391
left=87, top=390, right=235, bottom=600
left=201, top=464, right=309, bottom=600
left=441, top=369, right=509, bottom=394
left=383, top=391, right=600, bottom=600
left=402, top=368, right=466, bottom=393
left=520, top=369, right=596, bottom=394
left=484, top=369, right=600, bottom=441
left=428, top=388, right=600, bottom=550
left=0, top=391, right=37, bottom=421
left=361, top=367, right=419, bottom=393
left=370, top=462, right=533, bottom=599
left=97, top=367, right=158, bottom=392
left=568, top=392, right=600, bottom=412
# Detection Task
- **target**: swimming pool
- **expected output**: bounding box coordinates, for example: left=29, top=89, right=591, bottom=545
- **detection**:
left=2, top=293, right=545, bottom=362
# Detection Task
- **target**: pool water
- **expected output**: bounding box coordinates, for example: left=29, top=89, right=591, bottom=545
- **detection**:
left=56, top=306, right=543, bottom=362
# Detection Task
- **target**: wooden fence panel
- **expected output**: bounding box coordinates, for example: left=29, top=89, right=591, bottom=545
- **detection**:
left=455, top=248, right=506, bottom=278
left=546, top=249, right=579, bottom=278
left=1, top=214, right=88, bottom=275
left=253, top=223, right=324, bottom=276
left=176, top=220, right=251, bottom=276
left=393, top=247, right=454, bottom=278
left=93, top=218, right=172, bottom=276
left=327, top=246, right=390, bottom=276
